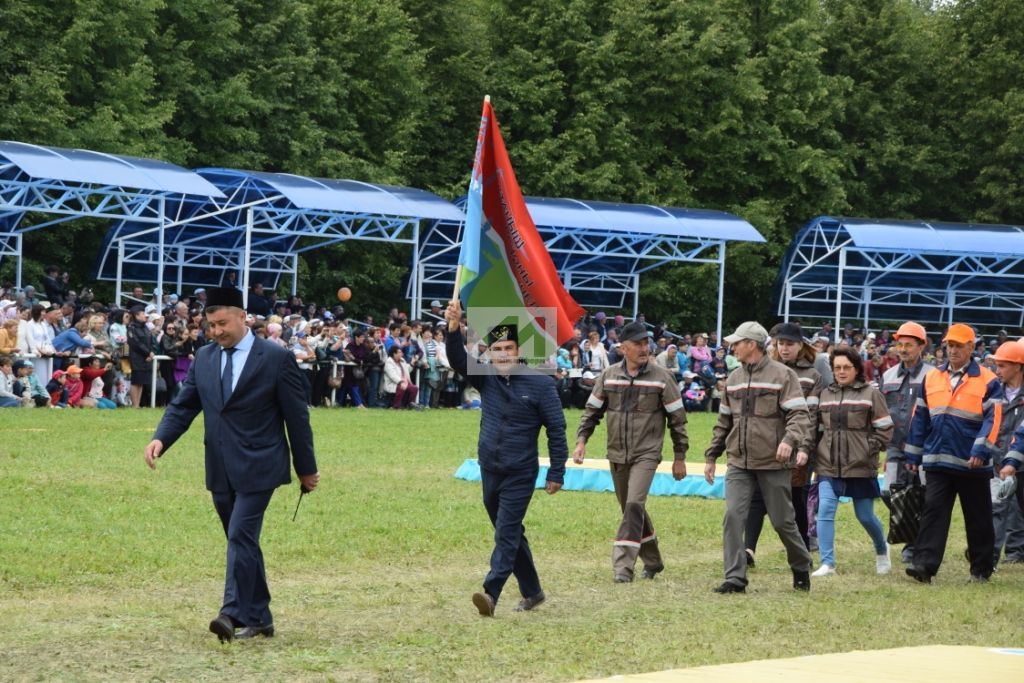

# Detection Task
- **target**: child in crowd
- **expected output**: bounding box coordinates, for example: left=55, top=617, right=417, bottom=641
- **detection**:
left=46, top=370, right=69, bottom=408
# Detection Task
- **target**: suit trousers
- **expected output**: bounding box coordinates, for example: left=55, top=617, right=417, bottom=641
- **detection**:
left=212, top=488, right=275, bottom=626
left=610, top=458, right=662, bottom=579
left=913, top=470, right=994, bottom=579
left=744, top=482, right=809, bottom=553
left=481, top=467, right=542, bottom=603
left=723, top=467, right=811, bottom=586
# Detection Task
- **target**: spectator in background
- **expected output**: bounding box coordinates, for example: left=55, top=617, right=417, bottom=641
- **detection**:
left=0, top=318, right=20, bottom=355
left=338, top=329, right=368, bottom=409
left=85, top=314, right=114, bottom=359
left=364, top=328, right=386, bottom=407
left=126, top=305, right=154, bottom=408
left=12, top=359, right=50, bottom=407
left=247, top=283, right=271, bottom=317
left=0, top=354, right=30, bottom=407
left=584, top=329, right=609, bottom=376
left=384, top=344, right=420, bottom=409
left=655, top=343, right=683, bottom=383
left=22, top=285, right=40, bottom=307
left=882, top=346, right=900, bottom=372
left=52, top=321, right=95, bottom=363
left=46, top=369, right=69, bottom=408
left=63, top=364, right=93, bottom=408
left=26, top=304, right=56, bottom=381
left=157, top=320, right=185, bottom=402
left=41, top=265, right=66, bottom=304
left=689, top=333, right=712, bottom=374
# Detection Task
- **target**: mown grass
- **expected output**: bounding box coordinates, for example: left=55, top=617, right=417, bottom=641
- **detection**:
left=0, top=409, right=1021, bottom=682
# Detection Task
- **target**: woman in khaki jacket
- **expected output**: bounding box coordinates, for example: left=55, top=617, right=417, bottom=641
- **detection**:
left=812, top=347, right=895, bottom=577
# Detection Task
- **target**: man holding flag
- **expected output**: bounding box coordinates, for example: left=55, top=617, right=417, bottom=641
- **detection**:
left=449, top=96, right=582, bottom=616
left=446, top=300, right=566, bottom=616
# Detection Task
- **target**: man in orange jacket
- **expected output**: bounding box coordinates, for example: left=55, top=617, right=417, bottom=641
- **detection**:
left=904, top=323, right=1002, bottom=583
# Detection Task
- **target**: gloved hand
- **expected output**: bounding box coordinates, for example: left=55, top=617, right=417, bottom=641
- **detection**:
left=997, top=474, right=1017, bottom=501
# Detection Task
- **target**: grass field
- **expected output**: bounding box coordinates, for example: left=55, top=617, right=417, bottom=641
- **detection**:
left=1, top=408, right=1021, bottom=682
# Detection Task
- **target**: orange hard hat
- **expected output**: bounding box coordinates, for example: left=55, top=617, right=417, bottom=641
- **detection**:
left=993, top=339, right=1024, bottom=365
left=894, top=322, right=928, bottom=343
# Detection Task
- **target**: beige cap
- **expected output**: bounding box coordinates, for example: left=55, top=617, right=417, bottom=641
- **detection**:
left=724, top=321, right=769, bottom=345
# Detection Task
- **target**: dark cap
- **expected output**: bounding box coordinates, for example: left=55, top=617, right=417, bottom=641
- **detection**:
left=619, top=321, right=648, bottom=342
left=129, top=304, right=146, bottom=315
left=772, top=322, right=805, bottom=343
left=485, top=323, right=518, bottom=346
left=205, top=287, right=244, bottom=309
left=12, top=359, right=31, bottom=372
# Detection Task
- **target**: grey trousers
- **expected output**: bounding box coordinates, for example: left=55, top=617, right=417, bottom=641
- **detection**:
left=610, top=457, right=662, bottom=579
left=723, top=466, right=811, bottom=586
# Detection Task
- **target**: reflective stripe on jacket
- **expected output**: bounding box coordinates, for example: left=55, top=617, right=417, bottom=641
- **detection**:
left=789, top=359, right=823, bottom=486
left=704, top=354, right=810, bottom=470
left=880, top=360, right=934, bottom=459
left=904, top=360, right=1002, bottom=474
left=576, top=361, right=688, bottom=463
left=816, top=381, right=893, bottom=479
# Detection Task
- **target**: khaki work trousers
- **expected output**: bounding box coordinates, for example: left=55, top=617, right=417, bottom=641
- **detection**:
left=610, top=457, right=663, bottom=579
left=723, top=466, right=811, bottom=586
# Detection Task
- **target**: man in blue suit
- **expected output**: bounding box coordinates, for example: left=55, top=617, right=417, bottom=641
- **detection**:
left=144, top=286, right=319, bottom=642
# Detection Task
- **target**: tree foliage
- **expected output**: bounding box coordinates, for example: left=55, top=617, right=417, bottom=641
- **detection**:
left=0, top=0, right=1021, bottom=327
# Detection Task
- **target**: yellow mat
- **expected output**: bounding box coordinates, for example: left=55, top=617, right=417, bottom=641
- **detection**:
left=575, top=646, right=1024, bottom=682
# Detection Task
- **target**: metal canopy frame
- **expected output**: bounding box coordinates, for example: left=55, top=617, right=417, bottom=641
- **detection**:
left=0, top=141, right=224, bottom=295
left=418, top=197, right=765, bottom=340
left=776, top=216, right=1024, bottom=336
left=96, top=168, right=466, bottom=307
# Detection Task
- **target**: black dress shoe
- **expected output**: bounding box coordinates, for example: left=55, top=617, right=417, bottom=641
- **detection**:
left=712, top=581, right=745, bottom=594
left=613, top=573, right=632, bottom=583
left=792, top=570, right=811, bottom=591
left=514, top=591, right=545, bottom=612
left=209, top=614, right=235, bottom=643
left=472, top=591, right=495, bottom=617
left=235, top=623, right=275, bottom=639
left=905, top=565, right=932, bottom=584
left=640, top=565, right=664, bottom=580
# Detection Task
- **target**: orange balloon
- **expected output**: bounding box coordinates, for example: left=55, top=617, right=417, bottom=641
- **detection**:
left=337, top=287, right=352, bottom=302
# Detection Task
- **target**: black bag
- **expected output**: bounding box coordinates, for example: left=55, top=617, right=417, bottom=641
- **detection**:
left=887, top=482, right=926, bottom=545
left=350, top=366, right=366, bottom=380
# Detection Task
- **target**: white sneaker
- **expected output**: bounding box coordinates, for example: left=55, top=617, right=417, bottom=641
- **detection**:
left=811, top=564, right=836, bottom=577
left=876, top=544, right=892, bottom=575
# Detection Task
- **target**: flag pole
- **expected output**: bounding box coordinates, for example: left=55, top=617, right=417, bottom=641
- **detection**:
left=454, top=94, right=490, bottom=304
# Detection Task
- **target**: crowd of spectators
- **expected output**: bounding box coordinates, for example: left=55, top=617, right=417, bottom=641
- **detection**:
left=0, top=269, right=1018, bottom=413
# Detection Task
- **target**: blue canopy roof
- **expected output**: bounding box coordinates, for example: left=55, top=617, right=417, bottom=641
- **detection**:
left=838, top=217, right=1024, bottom=256
left=0, top=141, right=224, bottom=197
left=775, top=216, right=1024, bottom=330
left=523, top=197, right=765, bottom=242
left=95, top=167, right=465, bottom=290
left=216, top=170, right=465, bottom=220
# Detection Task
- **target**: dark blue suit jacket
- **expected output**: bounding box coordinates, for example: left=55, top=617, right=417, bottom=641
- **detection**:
left=153, top=335, right=317, bottom=493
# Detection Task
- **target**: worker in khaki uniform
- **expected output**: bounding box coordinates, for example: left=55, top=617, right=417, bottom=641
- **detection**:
left=704, top=321, right=813, bottom=594
left=574, top=321, right=689, bottom=583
